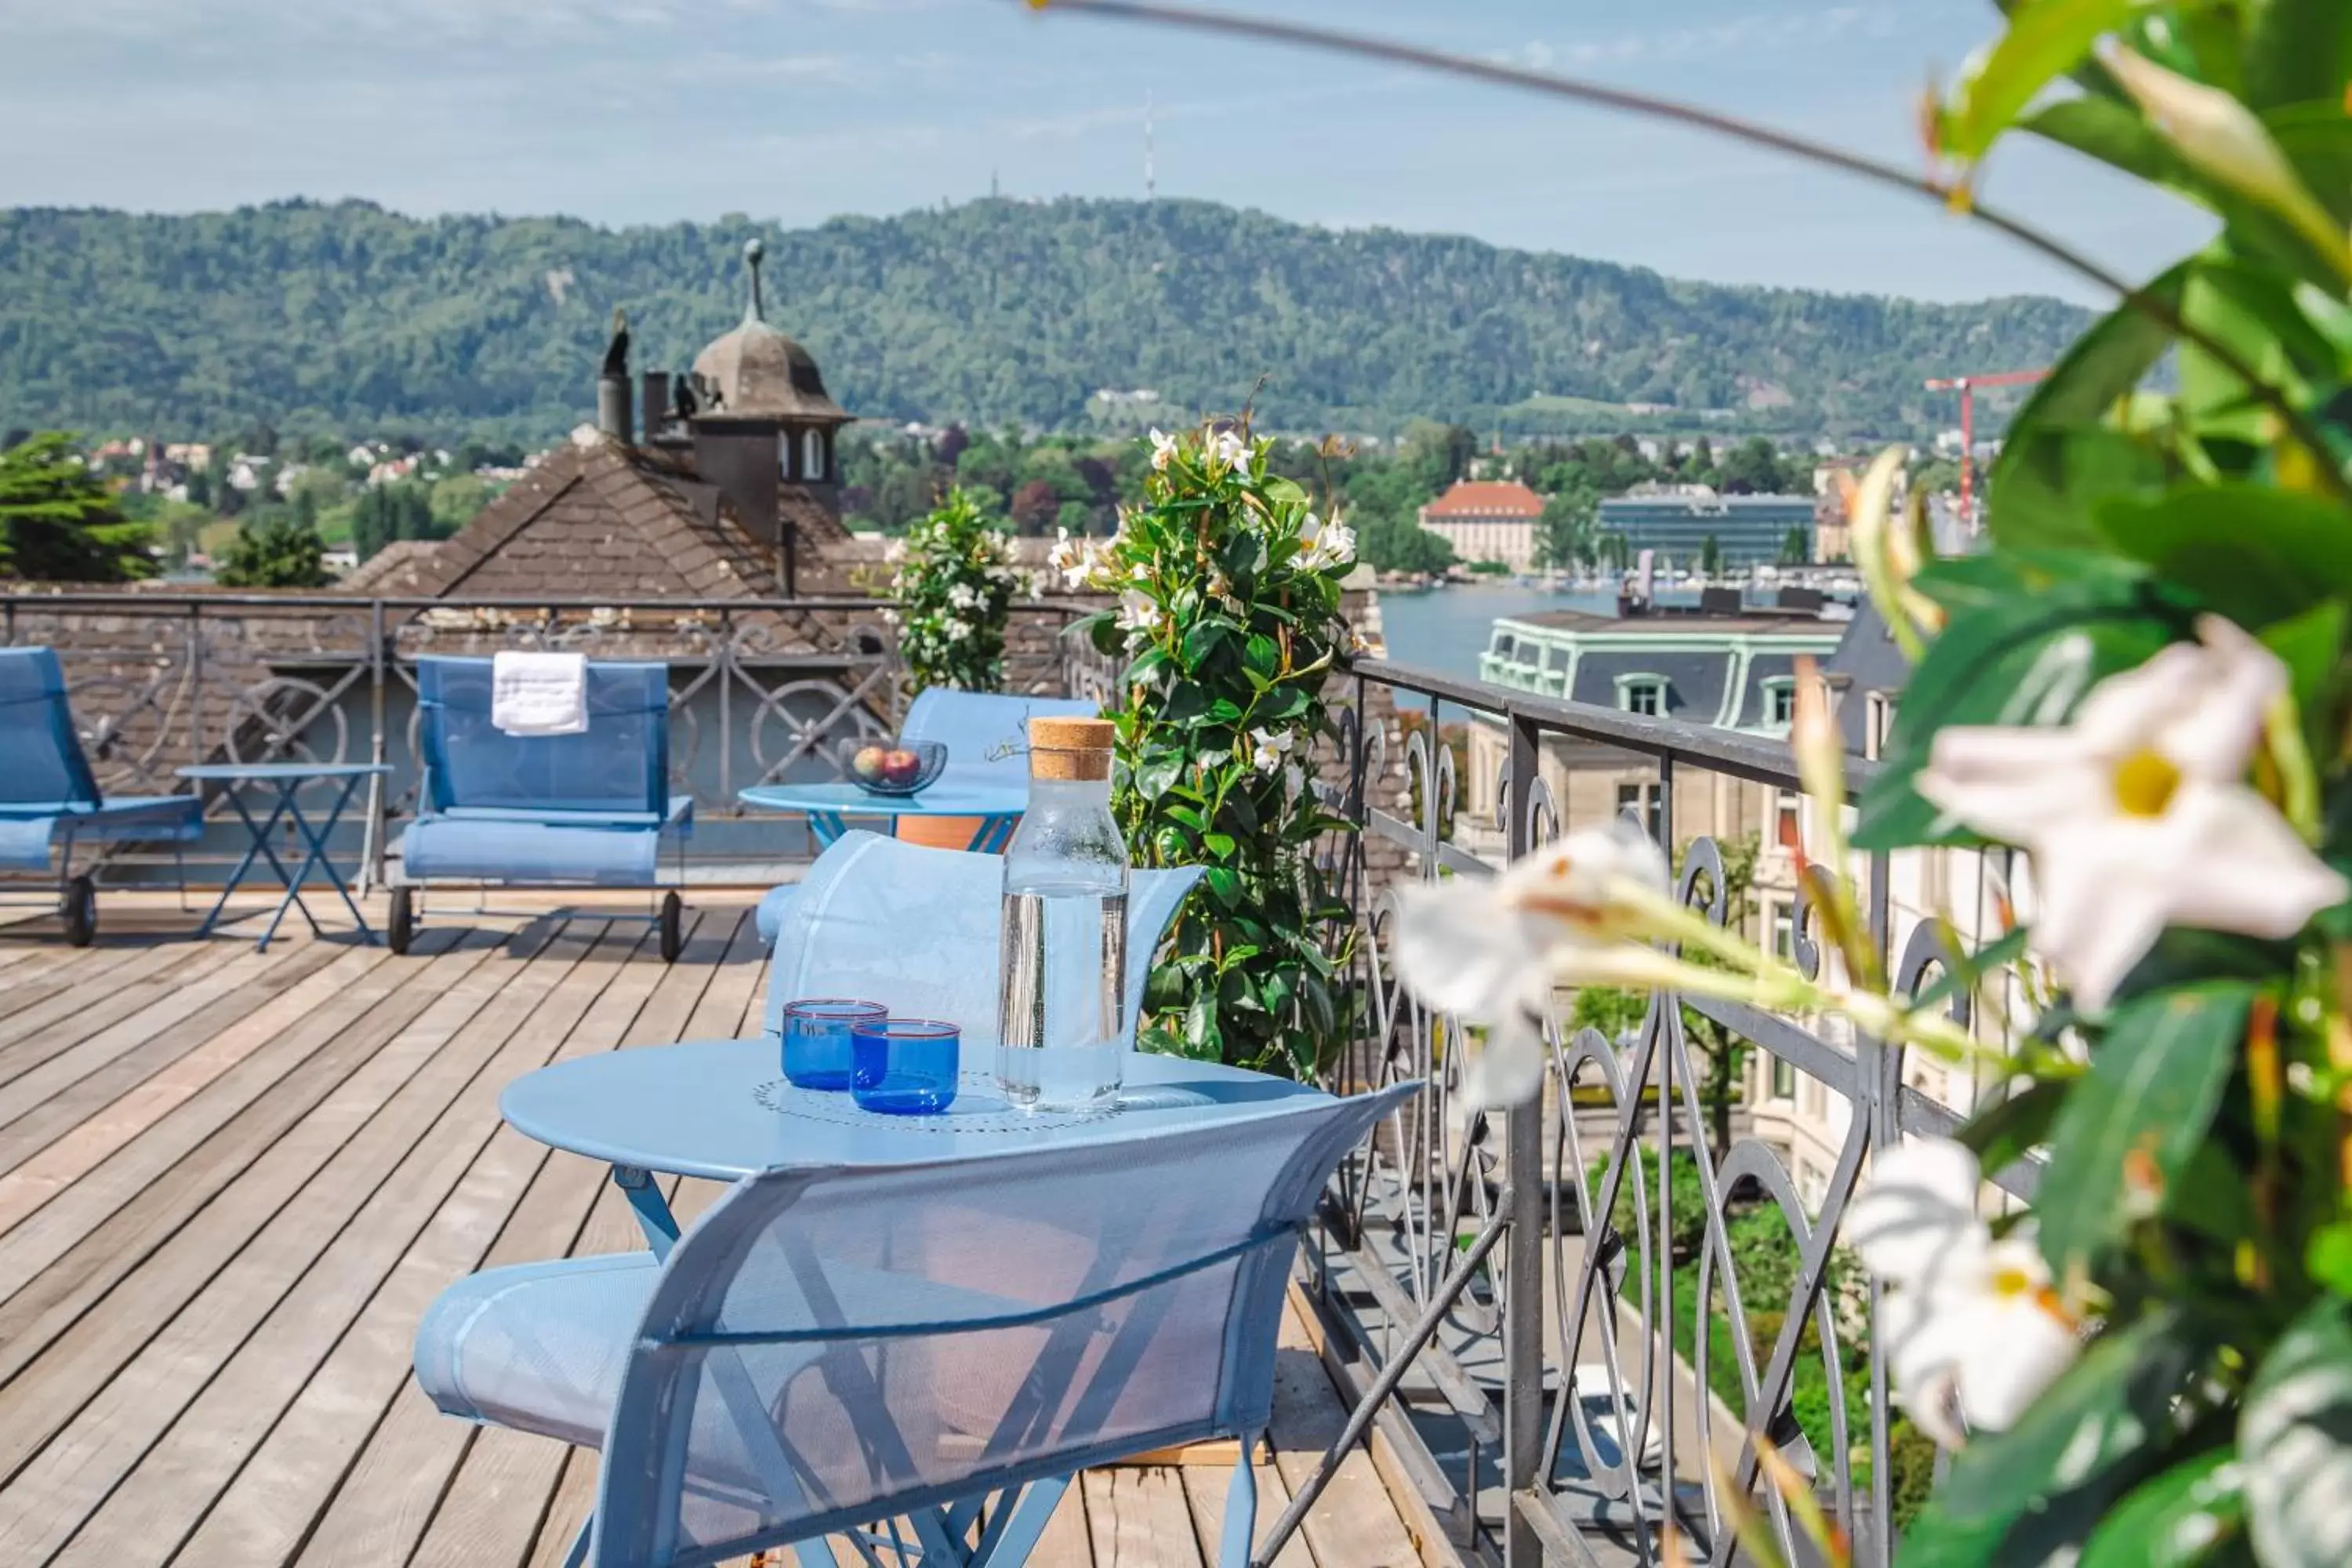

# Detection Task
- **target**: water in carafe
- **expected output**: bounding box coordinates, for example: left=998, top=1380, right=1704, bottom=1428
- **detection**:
left=996, top=717, right=1131, bottom=1109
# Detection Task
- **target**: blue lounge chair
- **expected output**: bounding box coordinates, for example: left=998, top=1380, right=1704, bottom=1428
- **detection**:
left=0, top=647, right=201, bottom=945
left=753, top=690, right=1098, bottom=946
left=392, top=656, right=694, bottom=960
left=759, top=829, right=1200, bottom=1046
left=413, top=1083, right=1417, bottom=1567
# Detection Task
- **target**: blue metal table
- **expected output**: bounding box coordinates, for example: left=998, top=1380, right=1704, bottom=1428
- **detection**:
left=738, top=779, right=1029, bottom=855
left=177, top=761, right=391, bottom=952
left=501, top=1036, right=1328, bottom=1256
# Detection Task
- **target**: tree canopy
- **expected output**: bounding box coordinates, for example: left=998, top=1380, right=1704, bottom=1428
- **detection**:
left=0, top=432, right=157, bottom=581
left=0, top=198, right=2088, bottom=445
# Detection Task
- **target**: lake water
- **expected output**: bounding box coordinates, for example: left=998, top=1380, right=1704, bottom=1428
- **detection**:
left=1372, top=583, right=1621, bottom=700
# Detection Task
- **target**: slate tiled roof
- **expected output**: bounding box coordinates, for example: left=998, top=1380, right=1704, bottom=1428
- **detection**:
left=380, top=434, right=783, bottom=601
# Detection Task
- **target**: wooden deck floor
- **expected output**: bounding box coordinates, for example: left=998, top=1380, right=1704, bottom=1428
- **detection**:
left=0, top=894, right=1436, bottom=1568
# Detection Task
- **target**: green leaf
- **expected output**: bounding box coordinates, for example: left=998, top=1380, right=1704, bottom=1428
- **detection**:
left=2244, top=0, right=2352, bottom=112
left=1854, top=577, right=2192, bottom=849
left=2036, top=983, right=2252, bottom=1276
left=2260, top=599, right=2350, bottom=720
left=1957, top=1076, right=2072, bottom=1181
left=1179, top=993, right=1223, bottom=1061
left=2306, top=1222, right=2352, bottom=1297
left=1134, top=750, right=1185, bottom=800
left=2023, top=94, right=2195, bottom=188
left=1203, top=866, right=1243, bottom=910
left=1988, top=426, right=2171, bottom=553
left=1243, top=633, right=1280, bottom=681
left=1938, top=0, right=2143, bottom=162
left=2243, top=1301, right=2352, bottom=1566
left=2081, top=1450, right=2248, bottom=1567
left=2094, top=482, right=2352, bottom=626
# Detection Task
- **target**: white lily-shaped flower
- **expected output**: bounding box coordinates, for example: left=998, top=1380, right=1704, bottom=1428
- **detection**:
left=1047, top=528, right=1099, bottom=590
left=1248, top=727, right=1293, bottom=773
left=1149, top=428, right=1179, bottom=472
left=1208, top=427, right=1254, bottom=477
left=942, top=617, right=973, bottom=641
left=947, top=581, right=980, bottom=612
left=1843, top=1139, right=2081, bottom=1447
left=1392, top=822, right=1670, bottom=1107
left=1297, top=510, right=1357, bottom=571
left=1116, top=589, right=1162, bottom=636
left=1918, top=614, right=2347, bottom=1011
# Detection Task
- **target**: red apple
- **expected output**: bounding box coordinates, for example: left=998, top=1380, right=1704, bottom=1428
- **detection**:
left=881, top=748, right=922, bottom=786
left=851, top=745, right=887, bottom=782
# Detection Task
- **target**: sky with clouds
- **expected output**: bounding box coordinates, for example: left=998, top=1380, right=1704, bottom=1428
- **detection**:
left=0, top=0, right=2209, bottom=305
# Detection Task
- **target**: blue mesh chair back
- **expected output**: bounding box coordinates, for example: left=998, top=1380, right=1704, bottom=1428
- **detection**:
left=580, top=1082, right=1416, bottom=1565
left=763, top=830, right=1201, bottom=1043
left=899, top=691, right=1097, bottom=779
left=0, top=648, right=103, bottom=809
left=415, top=657, right=670, bottom=818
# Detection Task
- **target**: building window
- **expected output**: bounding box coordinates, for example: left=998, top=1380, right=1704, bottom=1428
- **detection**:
left=1761, top=678, right=1796, bottom=729
left=1615, top=782, right=1663, bottom=840
left=1771, top=1055, right=1796, bottom=1100
left=1864, top=692, right=1897, bottom=762
left=1766, top=900, right=1798, bottom=960
left=1773, top=789, right=1802, bottom=851
left=802, top=428, right=826, bottom=481
left=1617, top=674, right=1668, bottom=717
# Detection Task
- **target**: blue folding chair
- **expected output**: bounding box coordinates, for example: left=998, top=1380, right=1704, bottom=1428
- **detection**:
left=393, top=657, right=694, bottom=960
left=414, top=1083, right=1417, bottom=1567
left=753, top=691, right=1098, bottom=946
left=759, top=830, right=1199, bottom=1047
left=0, top=647, right=201, bottom=945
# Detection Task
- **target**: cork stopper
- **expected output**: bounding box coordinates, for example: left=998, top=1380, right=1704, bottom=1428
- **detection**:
left=1027, top=716, right=1116, bottom=782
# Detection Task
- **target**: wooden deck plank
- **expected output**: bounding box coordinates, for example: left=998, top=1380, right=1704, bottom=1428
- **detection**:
left=0, top=940, right=307, bottom=1134
left=1181, top=1446, right=1318, bottom=1568
left=0, top=895, right=1443, bottom=1568
left=0, top=938, right=214, bottom=1044
left=0, top=921, right=590, bottom=1500
left=290, top=915, right=749, bottom=1568
left=1264, top=1303, right=1425, bottom=1568
left=1085, top=1468, right=1207, bottom=1568
left=0, top=921, right=619, bottom=1563
left=0, top=939, right=245, bottom=1087
left=0, top=941, right=380, bottom=1207
left=0, top=927, right=495, bottom=1356
left=405, top=913, right=765, bottom=1568
left=55, top=924, right=664, bottom=1568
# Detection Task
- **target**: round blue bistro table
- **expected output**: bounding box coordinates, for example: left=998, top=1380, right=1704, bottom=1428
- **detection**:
left=738, top=779, right=1030, bottom=854
left=501, top=1036, right=1329, bottom=1254
left=176, top=761, right=392, bottom=952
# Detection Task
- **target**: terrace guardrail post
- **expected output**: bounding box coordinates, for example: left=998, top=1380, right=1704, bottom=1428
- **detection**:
left=1501, top=708, right=1544, bottom=1568
left=363, top=597, right=388, bottom=893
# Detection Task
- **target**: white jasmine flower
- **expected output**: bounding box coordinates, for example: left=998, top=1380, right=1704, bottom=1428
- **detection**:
left=1283, top=761, right=1308, bottom=804
left=1149, top=428, right=1179, bottom=472
left=1392, top=822, right=1670, bottom=1107
left=948, top=582, right=981, bottom=612
left=1208, top=427, right=1254, bottom=477
left=1298, top=511, right=1356, bottom=571
left=943, top=617, right=973, bottom=641
left=884, top=540, right=907, bottom=565
left=1249, top=727, right=1293, bottom=773
left=1918, top=615, right=2347, bottom=1011
left=1843, top=1140, right=2080, bottom=1447
left=1116, top=589, right=1162, bottom=635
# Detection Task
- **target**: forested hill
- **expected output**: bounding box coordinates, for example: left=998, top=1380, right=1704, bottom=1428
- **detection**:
left=0, top=197, right=2088, bottom=443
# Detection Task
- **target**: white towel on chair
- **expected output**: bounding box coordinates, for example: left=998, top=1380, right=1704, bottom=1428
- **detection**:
left=490, top=651, right=589, bottom=736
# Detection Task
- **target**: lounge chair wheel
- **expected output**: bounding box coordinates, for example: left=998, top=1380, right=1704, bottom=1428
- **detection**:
left=61, top=874, right=96, bottom=946
left=659, top=891, right=683, bottom=963
left=388, top=886, right=416, bottom=954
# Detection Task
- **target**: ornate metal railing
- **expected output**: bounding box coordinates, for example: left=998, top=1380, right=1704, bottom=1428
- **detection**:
left=0, top=590, right=1085, bottom=880
left=1252, top=657, right=2028, bottom=1568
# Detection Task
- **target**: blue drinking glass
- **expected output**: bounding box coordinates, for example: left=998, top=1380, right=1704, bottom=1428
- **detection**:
left=780, top=999, right=887, bottom=1091
left=851, top=1018, right=960, bottom=1116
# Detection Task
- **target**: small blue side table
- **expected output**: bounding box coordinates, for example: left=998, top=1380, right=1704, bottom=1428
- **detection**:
left=177, top=761, right=392, bottom=952
left=738, top=778, right=1029, bottom=854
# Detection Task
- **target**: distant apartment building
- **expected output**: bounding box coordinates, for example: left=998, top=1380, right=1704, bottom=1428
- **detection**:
left=1598, top=488, right=1818, bottom=568
left=1417, top=480, right=1545, bottom=570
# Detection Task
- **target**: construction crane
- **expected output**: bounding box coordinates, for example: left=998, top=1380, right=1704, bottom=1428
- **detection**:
left=1923, top=368, right=2048, bottom=517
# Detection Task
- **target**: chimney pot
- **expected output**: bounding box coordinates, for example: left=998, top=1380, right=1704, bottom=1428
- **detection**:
left=640, top=371, right=673, bottom=445
left=597, top=375, right=633, bottom=445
